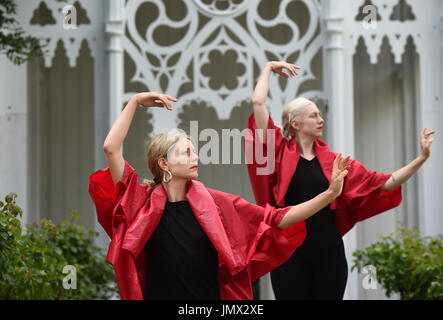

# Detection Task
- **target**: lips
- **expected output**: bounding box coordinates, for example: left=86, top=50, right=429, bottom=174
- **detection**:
left=190, top=165, right=198, bottom=170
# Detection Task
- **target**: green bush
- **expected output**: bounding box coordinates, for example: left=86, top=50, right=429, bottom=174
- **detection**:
left=0, top=193, right=118, bottom=299
left=352, top=225, right=443, bottom=300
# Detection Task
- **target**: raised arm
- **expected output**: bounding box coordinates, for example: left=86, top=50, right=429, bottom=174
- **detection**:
left=252, top=61, right=300, bottom=144
left=278, top=154, right=351, bottom=229
left=381, top=128, right=435, bottom=192
left=103, top=92, right=177, bottom=186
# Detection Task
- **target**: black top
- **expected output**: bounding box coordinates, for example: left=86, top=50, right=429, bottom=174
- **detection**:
left=284, top=156, right=341, bottom=248
left=144, top=200, right=220, bottom=300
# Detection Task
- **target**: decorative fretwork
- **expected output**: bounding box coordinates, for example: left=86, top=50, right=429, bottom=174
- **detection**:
left=124, top=0, right=325, bottom=123
left=347, top=0, right=425, bottom=64
left=17, top=0, right=103, bottom=67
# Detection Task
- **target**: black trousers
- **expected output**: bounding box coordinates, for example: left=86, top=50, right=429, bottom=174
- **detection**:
left=270, top=236, right=348, bottom=300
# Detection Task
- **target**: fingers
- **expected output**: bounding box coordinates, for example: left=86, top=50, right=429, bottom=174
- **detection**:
left=421, top=129, right=436, bottom=149
left=332, top=154, right=352, bottom=178
left=287, top=64, right=297, bottom=76
left=337, top=163, right=349, bottom=176
left=334, top=166, right=349, bottom=182
left=151, top=102, right=164, bottom=107
left=157, top=94, right=178, bottom=110
left=330, top=166, right=349, bottom=197
left=339, top=155, right=351, bottom=170
left=333, top=153, right=341, bottom=171
left=339, top=168, right=349, bottom=180
left=277, top=71, right=290, bottom=78
left=425, top=130, right=436, bottom=137
left=422, top=128, right=436, bottom=137
left=166, top=95, right=177, bottom=102
left=287, top=64, right=301, bottom=76
left=156, top=96, right=173, bottom=110
left=272, top=61, right=301, bottom=77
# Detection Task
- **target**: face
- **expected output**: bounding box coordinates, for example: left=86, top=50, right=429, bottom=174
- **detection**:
left=160, top=137, right=199, bottom=181
left=291, top=103, right=324, bottom=139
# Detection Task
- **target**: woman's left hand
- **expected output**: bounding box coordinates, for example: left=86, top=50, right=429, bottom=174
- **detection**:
left=420, top=128, right=435, bottom=160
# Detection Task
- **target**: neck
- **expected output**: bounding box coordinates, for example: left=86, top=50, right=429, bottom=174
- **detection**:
left=295, top=134, right=315, bottom=157
left=162, top=178, right=188, bottom=202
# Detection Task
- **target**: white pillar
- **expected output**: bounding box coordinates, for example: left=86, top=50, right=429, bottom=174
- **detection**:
left=0, top=57, right=28, bottom=223
left=106, top=0, right=125, bottom=125
left=416, top=0, right=443, bottom=237
left=323, top=0, right=358, bottom=299
left=94, top=0, right=125, bottom=249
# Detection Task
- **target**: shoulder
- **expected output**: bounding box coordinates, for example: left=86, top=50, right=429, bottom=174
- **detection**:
left=89, top=160, right=152, bottom=198
left=206, top=187, right=240, bottom=203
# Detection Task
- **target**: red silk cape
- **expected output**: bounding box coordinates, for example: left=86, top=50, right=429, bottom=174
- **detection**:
left=88, top=161, right=306, bottom=300
left=245, top=113, right=402, bottom=238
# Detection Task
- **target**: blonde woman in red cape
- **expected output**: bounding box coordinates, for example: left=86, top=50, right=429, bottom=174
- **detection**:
left=246, top=61, right=435, bottom=300
left=88, top=91, right=350, bottom=300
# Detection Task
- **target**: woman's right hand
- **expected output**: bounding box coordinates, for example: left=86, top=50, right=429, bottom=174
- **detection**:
left=267, top=61, right=301, bottom=78
left=328, top=153, right=351, bottom=198
left=134, top=92, right=177, bottom=110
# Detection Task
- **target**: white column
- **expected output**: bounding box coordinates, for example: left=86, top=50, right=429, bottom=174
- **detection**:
left=323, top=0, right=358, bottom=299
left=106, top=0, right=125, bottom=125
left=417, top=0, right=443, bottom=237
left=94, top=0, right=125, bottom=249
left=0, top=57, right=28, bottom=223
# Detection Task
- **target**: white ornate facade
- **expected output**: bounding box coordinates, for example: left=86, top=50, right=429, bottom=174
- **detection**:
left=1, top=0, right=442, bottom=300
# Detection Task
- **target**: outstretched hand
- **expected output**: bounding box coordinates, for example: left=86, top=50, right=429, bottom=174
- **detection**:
left=420, top=128, right=435, bottom=160
left=134, top=92, right=177, bottom=111
left=328, top=153, right=351, bottom=197
left=268, top=61, right=301, bottom=78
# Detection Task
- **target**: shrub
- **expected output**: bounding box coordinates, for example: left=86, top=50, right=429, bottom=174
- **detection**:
left=352, top=225, right=443, bottom=300
left=0, top=193, right=118, bottom=299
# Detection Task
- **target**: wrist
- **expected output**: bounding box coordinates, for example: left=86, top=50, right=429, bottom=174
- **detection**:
left=325, top=188, right=338, bottom=201
left=131, top=94, right=140, bottom=105
left=265, top=62, right=274, bottom=70
left=418, top=153, right=429, bottom=162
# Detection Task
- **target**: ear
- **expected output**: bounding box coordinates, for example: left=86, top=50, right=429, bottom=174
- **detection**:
left=157, top=157, right=169, bottom=172
left=290, top=119, right=301, bottom=131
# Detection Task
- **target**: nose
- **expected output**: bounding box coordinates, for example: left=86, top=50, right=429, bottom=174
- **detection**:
left=192, top=151, right=199, bottom=163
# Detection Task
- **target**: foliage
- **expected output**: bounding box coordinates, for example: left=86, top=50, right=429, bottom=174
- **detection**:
left=0, top=193, right=118, bottom=300
left=352, top=225, right=443, bottom=300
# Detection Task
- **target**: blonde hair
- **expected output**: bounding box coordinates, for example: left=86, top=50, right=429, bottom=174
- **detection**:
left=143, top=130, right=190, bottom=188
left=282, top=97, right=315, bottom=140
